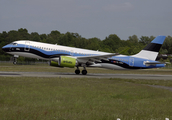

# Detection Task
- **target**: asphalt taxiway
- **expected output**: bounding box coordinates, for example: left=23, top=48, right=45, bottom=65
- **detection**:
left=0, top=71, right=172, bottom=80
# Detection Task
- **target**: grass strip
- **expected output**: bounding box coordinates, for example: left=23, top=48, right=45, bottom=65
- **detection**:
left=0, top=77, right=172, bottom=120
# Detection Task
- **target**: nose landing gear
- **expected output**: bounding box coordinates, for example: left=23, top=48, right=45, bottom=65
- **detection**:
left=13, top=55, right=19, bottom=65
left=13, top=58, right=17, bottom=65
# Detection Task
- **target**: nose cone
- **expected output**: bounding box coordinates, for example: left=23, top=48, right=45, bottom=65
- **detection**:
left=2, top=45, right=9, bottom=52
left=2, top=46, right=5, bottom=51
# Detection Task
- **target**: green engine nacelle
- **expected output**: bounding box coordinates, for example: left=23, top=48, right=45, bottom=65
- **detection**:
left=59, top=56, right=76, bottom=68
left=49, top=61, right=63, bottom=68
left=50, top=56, right=76, bottom=68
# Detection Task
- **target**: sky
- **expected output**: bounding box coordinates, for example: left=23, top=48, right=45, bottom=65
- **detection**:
left=0, top=0, right=172, bottom=40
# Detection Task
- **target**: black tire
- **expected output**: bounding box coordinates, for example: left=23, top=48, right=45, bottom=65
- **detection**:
left=75, top=69, right=80, bottom=74
left=82, top=70, right=87, bottom=75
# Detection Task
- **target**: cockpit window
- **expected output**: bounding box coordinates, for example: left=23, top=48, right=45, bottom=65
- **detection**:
left=13, top=43, right=18, bottom=46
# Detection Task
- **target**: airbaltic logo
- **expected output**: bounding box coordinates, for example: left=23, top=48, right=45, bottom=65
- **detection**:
left=62, top=58, right=72, bottom=64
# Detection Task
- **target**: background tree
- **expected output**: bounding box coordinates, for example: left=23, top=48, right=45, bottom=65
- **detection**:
left=128, top=35, right=139, bottom=44
left=0, top=28, right=171, bottom=62
left=139, top=36, right=154, bottom=45
left=30, top=32, right=40, bottom=42
left=102, top=34, right=121, bottom=52
left=47, top=30, right=60, bottom=44
left=18, top=28, right=30, bottom=40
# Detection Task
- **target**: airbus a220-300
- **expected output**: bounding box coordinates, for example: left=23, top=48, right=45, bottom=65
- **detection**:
left=2, top=35, right=166, bottom=75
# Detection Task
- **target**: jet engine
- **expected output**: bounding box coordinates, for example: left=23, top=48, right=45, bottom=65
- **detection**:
left=50, top=56, right=77, bottom=68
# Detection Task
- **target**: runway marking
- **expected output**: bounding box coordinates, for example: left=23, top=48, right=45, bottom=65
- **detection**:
left=0, top=71, right=172, bottom=80
left=0, top=72, right=20, bottom=76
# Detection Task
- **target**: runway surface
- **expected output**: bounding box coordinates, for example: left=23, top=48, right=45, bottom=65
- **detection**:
left=0, top=71, right=172, bottom=80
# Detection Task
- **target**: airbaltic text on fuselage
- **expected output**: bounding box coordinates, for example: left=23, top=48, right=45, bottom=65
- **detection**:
left=63, top=60, right=72, bottom=64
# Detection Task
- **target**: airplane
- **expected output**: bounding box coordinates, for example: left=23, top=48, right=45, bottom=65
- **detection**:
left=2, top=35, right=166, bottom=75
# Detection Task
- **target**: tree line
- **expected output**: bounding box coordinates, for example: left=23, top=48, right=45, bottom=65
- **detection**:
left=0, top=28, right=172, bottom=61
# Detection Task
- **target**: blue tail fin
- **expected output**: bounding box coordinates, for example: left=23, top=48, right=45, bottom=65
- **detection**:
left=134, top=35, right=166, bottom=60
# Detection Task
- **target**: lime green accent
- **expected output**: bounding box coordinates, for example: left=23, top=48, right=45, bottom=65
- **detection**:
left=60, top=56, right=76, bottom=68
left=50, top=61, right=63, bottom=67
left=50, top=56, right=76, bottom=68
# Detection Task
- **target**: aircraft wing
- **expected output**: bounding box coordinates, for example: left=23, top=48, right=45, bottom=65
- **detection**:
left=76, top=53, right=119, bottom=64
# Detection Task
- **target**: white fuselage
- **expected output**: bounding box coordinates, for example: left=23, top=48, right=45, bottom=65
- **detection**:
left=2, top=37, right=166, bottom=71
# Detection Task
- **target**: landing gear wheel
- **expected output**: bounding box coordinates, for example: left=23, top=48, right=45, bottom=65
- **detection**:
left=13, top=57, right=17, bottom=65
left=82, top=70, right=87, bottom=75
left=75, top=69, right=80, bottom=74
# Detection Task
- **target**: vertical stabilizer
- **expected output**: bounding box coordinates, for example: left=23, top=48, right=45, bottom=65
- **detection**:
left=133, top=36, right=166, bottom=60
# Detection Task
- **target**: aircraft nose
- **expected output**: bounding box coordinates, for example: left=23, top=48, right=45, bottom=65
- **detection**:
left=2, top=45, right=9, bottom=52
left=2, top=46, right=5, bottom=51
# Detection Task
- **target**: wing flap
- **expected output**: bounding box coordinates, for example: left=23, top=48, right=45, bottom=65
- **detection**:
left=77, top=53, right=119, bottom=63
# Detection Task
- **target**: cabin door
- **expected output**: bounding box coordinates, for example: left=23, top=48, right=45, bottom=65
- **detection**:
left=70, top=50, right=74, bottom=56
left=25, top=41, right=30, bottom=51
left=129, top=57, right=134, bottom=66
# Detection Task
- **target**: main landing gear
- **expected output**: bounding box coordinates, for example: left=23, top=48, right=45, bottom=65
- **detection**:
left=75, top=68, right=80, bottom=75
left=75, top=66, right=87, bottom=75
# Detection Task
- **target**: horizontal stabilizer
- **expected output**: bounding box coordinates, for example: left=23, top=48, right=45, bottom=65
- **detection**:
left=144, top=61, right=165, bottom=66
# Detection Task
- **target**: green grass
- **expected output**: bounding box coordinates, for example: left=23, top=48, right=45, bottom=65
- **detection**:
left=110, top=78, right=172, bottom=87
left=0, top=77, right=172, bottom=120
left=1, top=63, right=172, bottom=119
